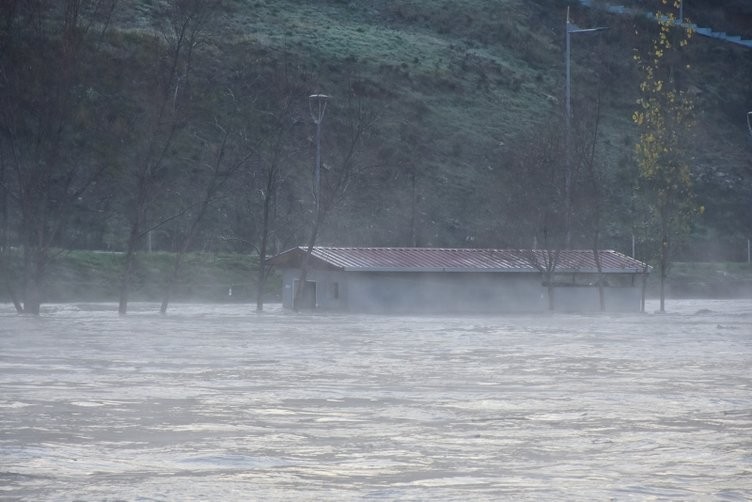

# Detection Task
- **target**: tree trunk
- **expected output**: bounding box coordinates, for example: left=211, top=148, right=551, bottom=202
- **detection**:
left=545, top=264, right=555, bottom=311
left=20, top=246, right=44, bottom=315
left=547, top=280, right=555, bottom=311
left=293, top=215, right=321, bottom=311
left=409, top=168, right=417, bottom=247
left=0, top=257, right=23, bottom=313
left=118, top=250, right=133, bottom=315
left=593, top=230, right=605, bottom=312
left=659, top=234, right=668, bottom=313
left=640, top=264, right=648, bottom=313
left=160, top=251, right=185, bottom=314
left=6, top=282, right=23, bottom=313
left=255, top=196, right=271, bottom=312
left=256, top=158, right=276, bottom=312
left=118, top=221, right=140, bottom=316
left=23, top=263, right=41, bottom=315
left=161, top=144, right=235, bottom=314
left=160, top=210, right=206, bottom=314
left=23, top=282, right=41, bottom=315
left=659, top=266, right=666, bottom=313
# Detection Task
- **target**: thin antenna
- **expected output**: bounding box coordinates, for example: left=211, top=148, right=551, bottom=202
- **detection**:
left=747, top=111, right=752, bottom=139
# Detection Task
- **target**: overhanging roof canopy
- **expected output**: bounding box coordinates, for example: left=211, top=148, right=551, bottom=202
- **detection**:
left=267, top=247, right=649, bottom=274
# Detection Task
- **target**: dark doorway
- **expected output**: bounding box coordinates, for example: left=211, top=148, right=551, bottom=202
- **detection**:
left=293, top=280, right=317, bottom=309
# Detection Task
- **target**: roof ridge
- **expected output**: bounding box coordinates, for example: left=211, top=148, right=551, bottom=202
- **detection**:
left=311, top=246, right=630, bottom=253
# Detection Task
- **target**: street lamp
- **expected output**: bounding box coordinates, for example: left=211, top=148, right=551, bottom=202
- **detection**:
left=747, top=112, right=752, bottom=263
left=565, top=7, right=606, bottom=245
left=309, top=93, right=329, bottom=218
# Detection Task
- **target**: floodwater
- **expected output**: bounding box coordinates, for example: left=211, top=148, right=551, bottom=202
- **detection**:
left=1, top=300, right=750, bottom=501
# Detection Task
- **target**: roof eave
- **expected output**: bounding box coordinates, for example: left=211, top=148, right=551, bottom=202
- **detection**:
left=341, top=267, right=648, bottom=274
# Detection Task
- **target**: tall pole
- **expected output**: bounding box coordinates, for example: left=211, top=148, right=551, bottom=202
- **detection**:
left=747, top=110, right=751, bottom=265
left=294, top=94, right=329, bottom=311
left=632, top=233, right=636, bottom=258
left=309, top=94, right=329, bottom=220
left=315, top=119, right=321, bottom=214
left=565, top=7, right=572, bottom=209
left=564, top=8, right=605, bottom=248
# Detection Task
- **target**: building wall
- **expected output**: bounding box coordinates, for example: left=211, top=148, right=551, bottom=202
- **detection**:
left=344, top=272, right=543, bottom=313
left=552, top=284, right=641, bottom=313
left=280, top=269, right=347, bottom=310
left=279, top=269, right=643, bottom=313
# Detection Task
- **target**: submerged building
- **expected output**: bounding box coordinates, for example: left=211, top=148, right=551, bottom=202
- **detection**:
left=267, top=247, right=650, bottom=313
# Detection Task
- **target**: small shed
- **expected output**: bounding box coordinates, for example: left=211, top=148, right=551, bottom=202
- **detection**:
left=267, top=247, right=649, bottom=313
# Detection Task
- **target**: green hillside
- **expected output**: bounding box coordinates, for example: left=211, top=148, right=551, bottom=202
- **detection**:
left=1, top=0, right=751, bottom=294
left=124, top=0, right=749, bottom=253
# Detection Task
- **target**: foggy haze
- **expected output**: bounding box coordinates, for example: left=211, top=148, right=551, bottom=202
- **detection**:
left=1, top=300, right=750, bottom=500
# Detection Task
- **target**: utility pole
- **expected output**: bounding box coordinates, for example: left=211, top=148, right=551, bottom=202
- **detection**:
left=747, top=112, right=751, bottom=264
left=565, top=7, right=606, bottom=247
left=309, top=94, right=329, bottom=221
left=293, top=93, right=329, bottom=311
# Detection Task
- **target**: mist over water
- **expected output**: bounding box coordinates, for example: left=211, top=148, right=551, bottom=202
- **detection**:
left=1, top=300, right=750, bottom=500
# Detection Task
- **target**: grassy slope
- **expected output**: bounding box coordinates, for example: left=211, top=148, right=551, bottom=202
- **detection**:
left=34, top=251, right=273, bottom=303
left=110, top=0, right=752, bottom=250
left=661, top=262, right=752, bottom=298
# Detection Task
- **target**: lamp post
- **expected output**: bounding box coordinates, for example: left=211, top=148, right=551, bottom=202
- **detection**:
left=565, top=7, right=607, bottom=168
left=747, top=112, right=752, bottom=263
left=565, top=7, right=606, bottom=246
left=309, top=94, right=329, bottom=219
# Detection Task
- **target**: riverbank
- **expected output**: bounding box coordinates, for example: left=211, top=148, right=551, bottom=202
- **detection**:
left=1, top=251, right=278, bottom=304
left=1, top=251, right=750, bottom=304
left=654, top=261, right=752, bottom=298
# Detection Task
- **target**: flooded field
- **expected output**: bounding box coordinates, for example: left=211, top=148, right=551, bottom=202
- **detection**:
left=1, top=300, right=751, bottom=500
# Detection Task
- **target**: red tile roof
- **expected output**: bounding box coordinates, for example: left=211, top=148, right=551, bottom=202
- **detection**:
left=268, top=247, right=649, bottom=274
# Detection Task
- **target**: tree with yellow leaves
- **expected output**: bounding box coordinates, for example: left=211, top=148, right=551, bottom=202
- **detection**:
left=633, top=0, right=698, bottom=313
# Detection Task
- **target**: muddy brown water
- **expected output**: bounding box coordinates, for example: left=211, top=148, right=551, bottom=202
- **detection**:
left=1, top=300, right=750, bottom=500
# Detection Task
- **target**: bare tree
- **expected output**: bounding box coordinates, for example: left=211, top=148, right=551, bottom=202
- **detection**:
left=253, top=96, right=305, bottom=311
left=503, top=119, right=568, bottom=310
left=526, top=246, right=561, bottom=312
left=574, top=91, right=606, bottom=311
left=117, top=0, right=221, bottom=315
left=159, top=124, right=251, bottom=314
left=0, top=0, right=118, bottom=314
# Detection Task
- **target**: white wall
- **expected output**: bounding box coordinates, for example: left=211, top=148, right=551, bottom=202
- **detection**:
left=279, top=269, right=643, bottom=313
